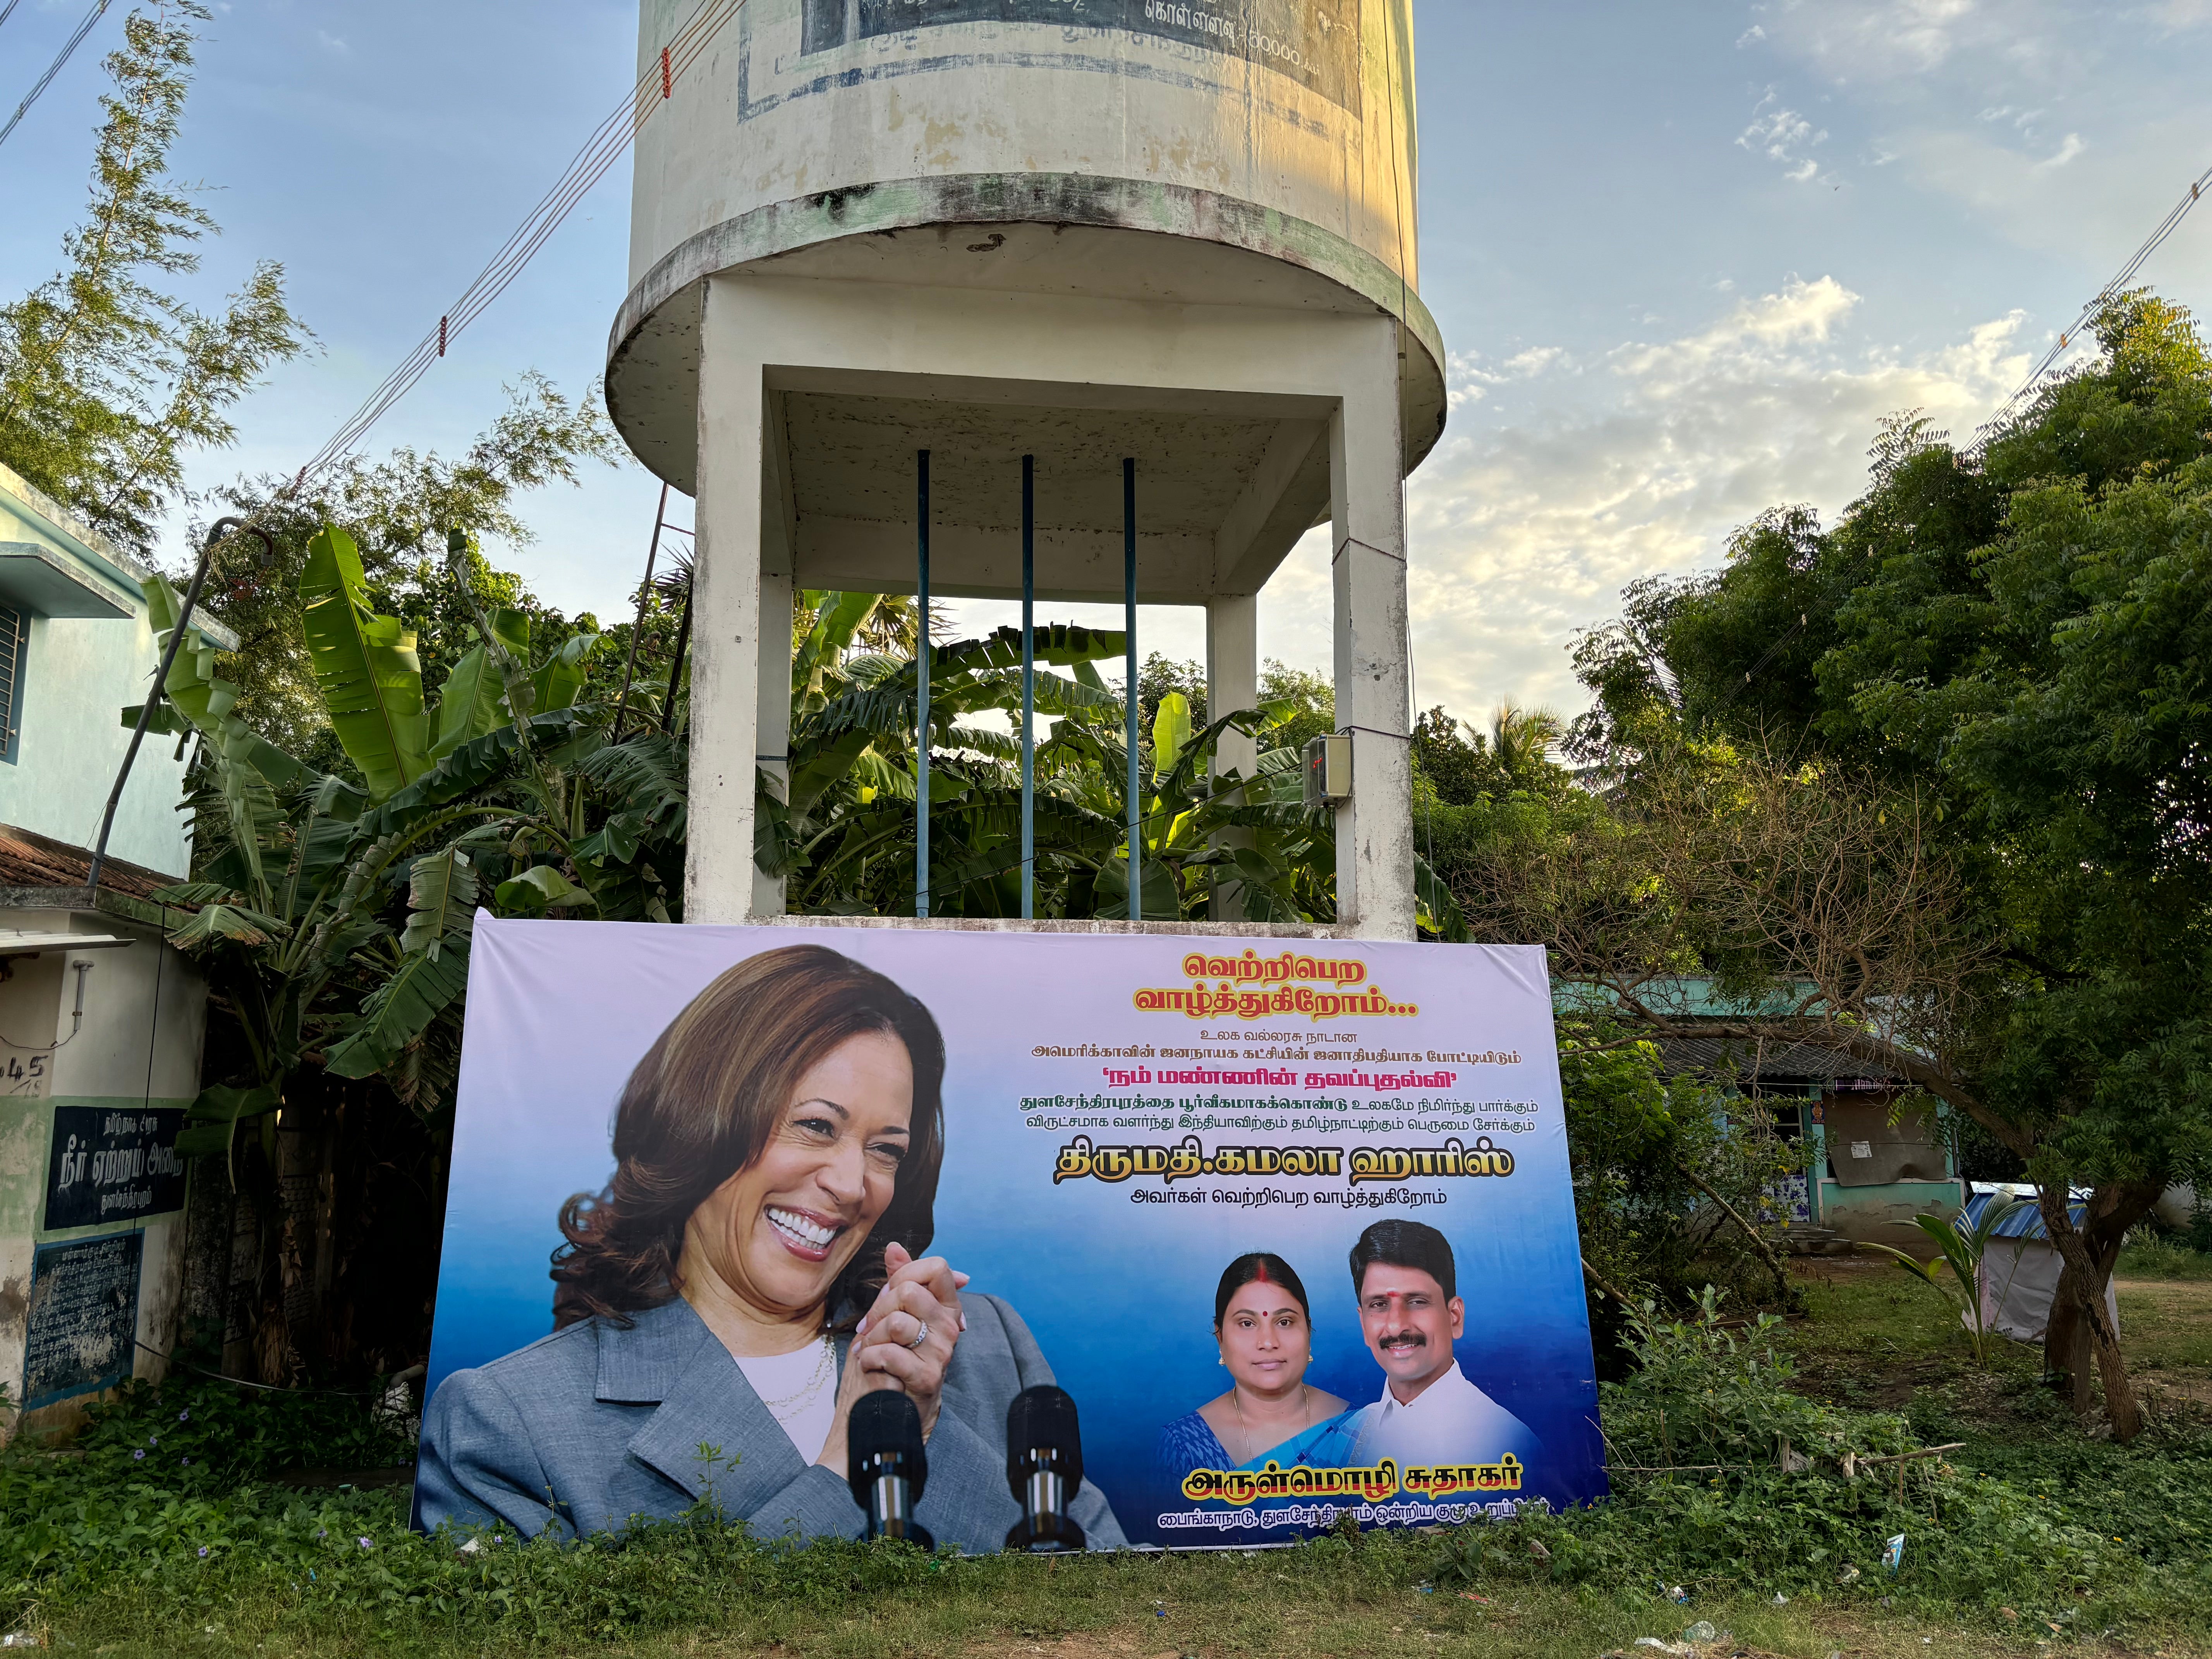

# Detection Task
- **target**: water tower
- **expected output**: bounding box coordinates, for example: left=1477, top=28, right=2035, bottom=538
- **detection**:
left=607, top=0, right=1445, bottom=938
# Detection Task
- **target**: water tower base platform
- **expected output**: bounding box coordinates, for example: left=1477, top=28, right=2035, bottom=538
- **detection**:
left=676, top=271, right=1415, bottom=940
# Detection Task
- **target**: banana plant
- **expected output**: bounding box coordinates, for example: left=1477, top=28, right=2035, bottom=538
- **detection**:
left=756, top=591, right=1468, bottom=935
left=1858, top=1197, right=2028, bottom=1366
left=130, top=527, right=680, bottom=1158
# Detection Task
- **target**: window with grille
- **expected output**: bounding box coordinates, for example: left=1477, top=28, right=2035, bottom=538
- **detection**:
left=0, top=603, right=22, bottom=763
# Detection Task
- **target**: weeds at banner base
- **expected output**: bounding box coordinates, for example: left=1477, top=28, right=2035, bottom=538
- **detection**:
left=7, top=1293, right=2209, bottom=1654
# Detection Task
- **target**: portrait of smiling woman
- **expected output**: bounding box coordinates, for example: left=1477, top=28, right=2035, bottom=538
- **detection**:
left=1155, top=1252, right=1359, bottom=1486
left=413, top=945, right=1125, bottom=1550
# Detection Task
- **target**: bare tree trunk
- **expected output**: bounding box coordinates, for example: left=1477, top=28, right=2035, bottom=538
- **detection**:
left=2040, top=1181, right=2163, bottom=1434
left=2035, top=1182, right=2162, bottom=1441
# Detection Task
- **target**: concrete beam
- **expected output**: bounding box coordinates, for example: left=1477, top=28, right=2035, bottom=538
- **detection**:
left=1212, top=420, right=1331, bottom=596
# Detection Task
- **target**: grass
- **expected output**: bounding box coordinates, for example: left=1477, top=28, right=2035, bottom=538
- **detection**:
left=31, top=1549, right=2212, bottom=1659
left=8, top=1266, right=2211, bottom=1659
left=2117, top=1234, right=2212, bottom=1283
left=1790, top=1254, right=2212, bottom=1423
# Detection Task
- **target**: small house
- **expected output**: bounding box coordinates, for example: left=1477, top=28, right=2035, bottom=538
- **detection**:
left=0, top=461, right=232, bottom=1440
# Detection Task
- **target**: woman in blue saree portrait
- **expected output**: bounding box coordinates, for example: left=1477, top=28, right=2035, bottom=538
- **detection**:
left=1156, top=1252, right=1360, bottom=1486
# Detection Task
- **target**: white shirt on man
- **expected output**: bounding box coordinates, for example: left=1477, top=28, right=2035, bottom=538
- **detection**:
left=1350, top=1359, right=1541, bottom=1472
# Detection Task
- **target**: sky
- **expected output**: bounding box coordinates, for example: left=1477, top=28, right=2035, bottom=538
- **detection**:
left=4, top=0, right=2210, bottom=726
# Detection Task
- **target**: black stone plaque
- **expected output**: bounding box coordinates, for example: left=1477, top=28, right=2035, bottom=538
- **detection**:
left=44, top=1105, right=188, bottom=1231
left=22, top=1231, right=143, bottom=1410
left=804, top=0, right=1363, bottom=111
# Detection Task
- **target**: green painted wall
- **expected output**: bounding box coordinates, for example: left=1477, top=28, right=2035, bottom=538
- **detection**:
left=0, top=461, right=236, bottom=875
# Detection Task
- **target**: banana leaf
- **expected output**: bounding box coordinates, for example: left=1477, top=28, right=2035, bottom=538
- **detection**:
left=530, top=630, right=603, bottom=715
left=175, top=1083, right=280, bottom=1158
left=496, top=864, right=596, bottom=913
left=400, top=850, right=477, bottom=956
left=427, top=644, right=503, bottom=761
left=323, top=943, right=472, bottom=1079
left=298, top=526, right=430, bottom=801
left=1152, top=691, right=1194, bottom=777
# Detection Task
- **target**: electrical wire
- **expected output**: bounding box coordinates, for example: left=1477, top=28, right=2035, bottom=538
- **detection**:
left=294, top=0, right=748, bottom=486
left=1971, top=160, right=2212, bottom=450
left=132, top=1337, right=403, bottom=1398
left=0, top=0, right=113, bottom=151
left=0, top=0, right=27, bottom=34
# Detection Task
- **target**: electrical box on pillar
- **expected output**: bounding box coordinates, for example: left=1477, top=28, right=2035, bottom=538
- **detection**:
left=609, top=0, right=1446, bottom=938
left=1304, top=734, right=1353, bottom=809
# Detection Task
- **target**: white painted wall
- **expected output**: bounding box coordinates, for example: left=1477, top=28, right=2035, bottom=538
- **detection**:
left=0, top=916, right=208, bottom=1441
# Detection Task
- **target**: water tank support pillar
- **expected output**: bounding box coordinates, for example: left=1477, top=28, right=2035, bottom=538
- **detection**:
left=1330, top=321, right=1417, bottom=941
left=1124, top=457, right=1140, bottom=922
left=755, top=560, right=793, bottom=918
left=685, top=278, right=766, bottom=926
left=915, top=447, right=931, bottom=919
left=1206, top=591, right=1259, bottom=921
left=1020, top=453, right=1036, bottom=921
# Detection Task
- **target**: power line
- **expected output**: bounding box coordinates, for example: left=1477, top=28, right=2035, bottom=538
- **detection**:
left=293, top=0, right=747, bottom=486
left=0, top=0, right=113, bottom=151
left=1971, top=160, right=2212, bottom=450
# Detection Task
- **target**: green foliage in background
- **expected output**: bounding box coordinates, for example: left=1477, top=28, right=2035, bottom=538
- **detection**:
left=1559, top=1022, right=1805, bottom=1323
left=143, top=524, right=685, bottom=1127
left=754, top=596, right=1464, bottom=935
left=1534, top=289, right=2212, bottom=1434
left=196, top=375, right=623, bottom=763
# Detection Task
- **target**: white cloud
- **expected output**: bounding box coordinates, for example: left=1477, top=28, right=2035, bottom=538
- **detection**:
left=1444, top=345, right=1568, bottom=410
left=1752, top=0, right=1996, bottom=78
left=1502, top=345, right=1565, bottom=377
left=1355, top=281, right=2031, bottom=720
left=2034, top=132, right=2086, bottom=168
left=2139, top=0, right=2212, bottom=27
left=1738, top=89, right=1831, bottom=182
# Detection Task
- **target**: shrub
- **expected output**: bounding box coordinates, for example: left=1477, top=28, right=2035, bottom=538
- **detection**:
left=1425, top=1291, right=2211, bottom=1633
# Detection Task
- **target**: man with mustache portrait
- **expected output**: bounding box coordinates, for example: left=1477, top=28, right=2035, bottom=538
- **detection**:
left=1345, top=1219, right=1542, bottom=1476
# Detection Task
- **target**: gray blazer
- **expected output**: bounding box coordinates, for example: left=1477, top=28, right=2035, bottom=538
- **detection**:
left=412, top=1292, right=1125, bottom=1554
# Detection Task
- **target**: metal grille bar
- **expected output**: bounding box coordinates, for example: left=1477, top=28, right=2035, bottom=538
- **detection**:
left=0, top=604, right=22, bottom=760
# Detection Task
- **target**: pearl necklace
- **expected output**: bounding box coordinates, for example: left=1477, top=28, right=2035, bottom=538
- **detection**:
left=753, top=1334, right=835, bottom=1413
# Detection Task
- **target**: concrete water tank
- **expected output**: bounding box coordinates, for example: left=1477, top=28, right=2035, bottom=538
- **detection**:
left=608, top=0, right=1446, bottom=935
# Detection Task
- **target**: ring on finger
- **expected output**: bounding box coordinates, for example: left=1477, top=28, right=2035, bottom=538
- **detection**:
left=905, top=1318, right=930, bottom=1351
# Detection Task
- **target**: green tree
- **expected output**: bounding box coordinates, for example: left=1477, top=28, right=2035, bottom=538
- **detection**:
left=747, top=605, right=1463, bottom=934
left=1560, top=1020, right=1805, bottom=1364
left=1259, top=659, right=1334, bottom=757
left=0, top=3, right=306, bottom=551
left=1561, top=291, right=2212, bottom=1439
left=144, top=526, right=685, bottom=1379
left=194, top=374, right=623, bottom=762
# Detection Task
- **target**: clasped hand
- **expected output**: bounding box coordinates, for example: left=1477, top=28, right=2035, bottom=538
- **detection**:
left=816, top=1242, right=967, bottom=1477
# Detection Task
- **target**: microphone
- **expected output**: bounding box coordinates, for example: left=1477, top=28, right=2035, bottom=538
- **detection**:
left=847, top=1389, right=933, bottom=1549
left=1003, top=1384, right=1087, bottom=1553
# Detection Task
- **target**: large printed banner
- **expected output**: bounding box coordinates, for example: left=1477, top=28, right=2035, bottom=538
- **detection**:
left=422, top=920, right=1604, bottom=1549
